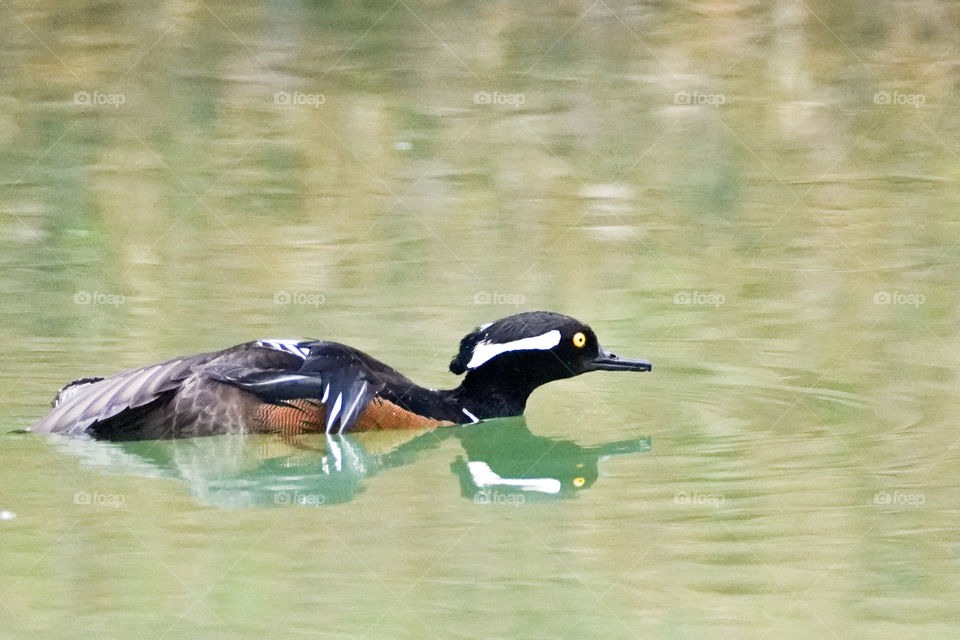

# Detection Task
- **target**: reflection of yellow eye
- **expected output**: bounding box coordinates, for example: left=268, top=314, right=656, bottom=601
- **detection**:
left=573, top=477, right=585, bottom=487
left=572, top=332, right=586, bottom=348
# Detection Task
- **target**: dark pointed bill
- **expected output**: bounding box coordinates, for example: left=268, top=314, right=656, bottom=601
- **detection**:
left=585, top=348, right=652, bottom=372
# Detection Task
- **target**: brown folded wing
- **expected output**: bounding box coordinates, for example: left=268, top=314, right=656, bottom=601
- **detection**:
left=31, top=343, right=303, bottom=438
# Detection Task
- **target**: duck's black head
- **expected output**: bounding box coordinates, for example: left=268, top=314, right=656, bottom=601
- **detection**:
left=449, top=311, right=651, bottom=418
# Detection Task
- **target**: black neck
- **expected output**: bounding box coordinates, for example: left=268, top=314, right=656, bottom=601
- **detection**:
left=449, top=369, right=541, bottom=420
left=384, top=371, right=541, bottom=423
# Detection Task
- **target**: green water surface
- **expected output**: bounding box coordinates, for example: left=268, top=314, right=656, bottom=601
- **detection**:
left=2, top=1, right=959, bottom=638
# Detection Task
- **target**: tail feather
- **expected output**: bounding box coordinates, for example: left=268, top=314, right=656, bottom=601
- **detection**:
left=32, top=358, right=198, bottom=435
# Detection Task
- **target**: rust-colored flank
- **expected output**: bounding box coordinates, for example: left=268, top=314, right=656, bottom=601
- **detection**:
left=254, top=398, right=452, bottom=434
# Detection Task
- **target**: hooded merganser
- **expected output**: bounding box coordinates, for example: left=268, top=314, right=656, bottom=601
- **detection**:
left=31, top=311, right=652, bottom=440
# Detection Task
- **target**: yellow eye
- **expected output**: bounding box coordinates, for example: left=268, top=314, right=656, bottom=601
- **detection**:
left=572, top=332, right=586, bottom=348
left=573, top=477, right=586, bottom=487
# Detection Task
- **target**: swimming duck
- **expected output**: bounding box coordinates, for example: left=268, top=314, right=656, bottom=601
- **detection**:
left=32, top=311, right=651, bottom=440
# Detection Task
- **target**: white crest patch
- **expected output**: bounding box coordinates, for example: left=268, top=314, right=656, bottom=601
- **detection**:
left=465, top=329, right=561, bottom=370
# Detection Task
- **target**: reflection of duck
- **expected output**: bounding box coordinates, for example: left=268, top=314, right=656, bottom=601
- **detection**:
left=33, top=312, right=650, bottom=439
left=54, top=419, right=650, bottom=508
left=449, top=419, right=651, bottom=502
